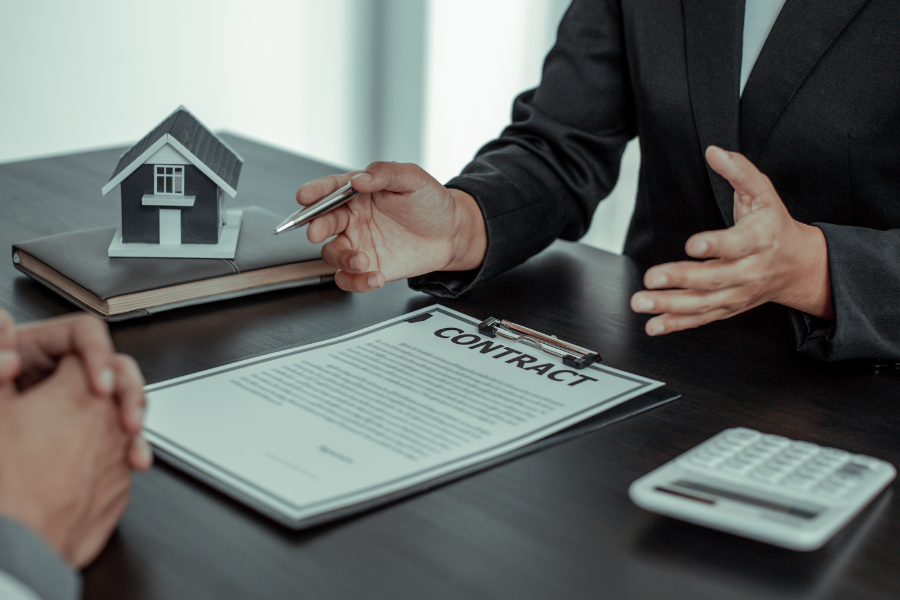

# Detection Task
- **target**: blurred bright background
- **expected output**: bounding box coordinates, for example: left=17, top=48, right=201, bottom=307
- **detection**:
left=0, top=0, right=637, bottom=253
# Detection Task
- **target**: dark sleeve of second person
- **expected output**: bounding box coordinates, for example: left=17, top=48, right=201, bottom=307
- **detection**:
left=409, top=0, right=637, bottom=297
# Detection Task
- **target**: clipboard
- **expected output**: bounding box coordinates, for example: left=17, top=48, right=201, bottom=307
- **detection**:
left=145, top=306, right=680, bottom=529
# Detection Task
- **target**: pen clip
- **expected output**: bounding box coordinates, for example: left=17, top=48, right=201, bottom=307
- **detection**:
left=477, top=317, right=601, bottom=369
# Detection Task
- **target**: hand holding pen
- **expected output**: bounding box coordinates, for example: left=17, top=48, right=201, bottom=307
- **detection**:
left=289, top=163, right=487, bottom=292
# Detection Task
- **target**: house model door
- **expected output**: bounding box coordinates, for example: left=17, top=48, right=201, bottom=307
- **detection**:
left=159, top=208, right=181, bottom=244
left=147, top=165, right=195, bottom=245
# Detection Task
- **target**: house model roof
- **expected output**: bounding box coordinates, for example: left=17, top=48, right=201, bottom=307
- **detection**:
left=101, top=106, right=244, bottom=197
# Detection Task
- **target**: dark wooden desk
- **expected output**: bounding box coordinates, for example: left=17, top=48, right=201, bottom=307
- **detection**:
left=2, top=136, right=899, bottom=600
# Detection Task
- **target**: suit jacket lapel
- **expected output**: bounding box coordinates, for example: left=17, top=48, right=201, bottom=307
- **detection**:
left=739, top=0, right=869, bottom=164
left=683, top=0, right=745, bottom=226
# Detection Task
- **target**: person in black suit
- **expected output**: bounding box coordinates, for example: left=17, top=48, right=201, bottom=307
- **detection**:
left=295, top=0, right=899, bottom=362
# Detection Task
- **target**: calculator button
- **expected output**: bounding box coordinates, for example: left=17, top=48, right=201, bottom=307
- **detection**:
left=809, top=457, right=839, bottom=471
left=790, top=442, right=818, bottom=454
left=740, top=448, right=768, bottom=461
left=764, top=457, right=793, bottom=472
left=849, top=456, right=880, bottom=469
left=703, top=441, right=731, bottom=455
left=794, top=467, right=824, bottom=482
left=693, top=446, right=719, bottom=457
left=759, top=435, right=789, bottom=449
left=782, top=475, right=815, bottom=490
left=829, top=472, right=862, bottom=487
left=687, top=452, right=720, bottom=467
left=837, top=462, right=871, bottom=476
left=813, top=482, right=848, bottom=498
left=719, top=459, right=754, bottom=474
left=724, top=428, right=760, bottom=443
left=712, top=442, right=737, bottom=455
left=750, top=468, right=782, bottom=483
left=783, top=447, right=816, bottom=461
left=820, top=449, right=849, bottom=463
left=781, top=451, right=807, bottom=463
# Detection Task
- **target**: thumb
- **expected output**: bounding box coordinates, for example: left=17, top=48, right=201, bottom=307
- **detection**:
left=705, top=146, right=778, bottom=213
left=0, top=310, right=21, bottom=385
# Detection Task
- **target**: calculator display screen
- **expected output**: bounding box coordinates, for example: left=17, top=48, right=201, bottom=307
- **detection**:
left=667, top=480, right=824, bottom=520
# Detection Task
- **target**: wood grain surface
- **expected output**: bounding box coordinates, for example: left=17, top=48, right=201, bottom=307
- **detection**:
left=2, top=136, right=899, bottom=600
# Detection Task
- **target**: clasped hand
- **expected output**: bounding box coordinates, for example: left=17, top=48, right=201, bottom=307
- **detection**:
left=630, top=146, right=834, bottom=335
left=0, top=311, right=150, bottom=567
left=0, top=312, right=151, bottom=468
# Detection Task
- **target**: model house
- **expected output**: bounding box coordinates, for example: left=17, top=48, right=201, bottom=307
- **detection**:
left=101, top=106, right=244, bottom=258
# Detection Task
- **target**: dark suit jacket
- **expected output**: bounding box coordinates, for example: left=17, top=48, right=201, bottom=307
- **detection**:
left=411, top=0, right=900, bottom=361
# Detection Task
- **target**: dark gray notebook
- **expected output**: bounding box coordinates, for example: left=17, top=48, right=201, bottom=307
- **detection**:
left=12, top=206, right=335, bottom=320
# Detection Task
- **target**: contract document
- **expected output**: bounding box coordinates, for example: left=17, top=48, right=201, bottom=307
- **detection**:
left=144, top=306, right=667, bottom=528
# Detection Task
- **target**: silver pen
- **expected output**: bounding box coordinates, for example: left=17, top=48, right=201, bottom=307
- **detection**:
left=274, top=181, right=359, bottom=234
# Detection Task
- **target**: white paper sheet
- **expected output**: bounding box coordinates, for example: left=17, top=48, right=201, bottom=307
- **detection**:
left=144, top=306, right=663, bottom=526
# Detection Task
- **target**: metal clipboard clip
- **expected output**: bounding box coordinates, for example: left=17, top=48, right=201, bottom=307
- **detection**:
left=477, top=317, right=601, bottom=369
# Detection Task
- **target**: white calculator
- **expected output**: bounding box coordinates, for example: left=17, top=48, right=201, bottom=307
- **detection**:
left=629, top=428, right=896, bottom=551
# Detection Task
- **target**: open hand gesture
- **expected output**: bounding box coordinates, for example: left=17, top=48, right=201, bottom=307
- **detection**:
left=631, top=146, right=834, bottom=335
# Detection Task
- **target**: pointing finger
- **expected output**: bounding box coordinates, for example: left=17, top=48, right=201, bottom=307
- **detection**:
left=296, top=172, right=359, bottom=206
left=351, top=162, right=436, bottom=196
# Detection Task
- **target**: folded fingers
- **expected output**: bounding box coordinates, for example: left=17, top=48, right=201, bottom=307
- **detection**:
left=320, top=236, right=370, bottom=272
left=320, top=238, right=384, bottom=292
left=306, top=205, right=352, bottom=244
left=0, top=310, right=20, bottom=384
left=333, top=270, right=385, bottom=293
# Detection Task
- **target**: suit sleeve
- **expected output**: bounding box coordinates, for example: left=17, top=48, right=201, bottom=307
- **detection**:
left=410, top=0, right=637, bottom=297
left=790, top=225, right=900, bottom=361
left=0, top=517, right=80, bottom=600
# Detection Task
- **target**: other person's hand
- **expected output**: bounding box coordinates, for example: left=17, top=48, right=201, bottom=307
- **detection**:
left=296, top=162, right=487, bottom=292
left=630, top=146, right=834, bottom=335
left=0, top=353, right=132, bottom=568
left=0, top=311, right=152, bottom=471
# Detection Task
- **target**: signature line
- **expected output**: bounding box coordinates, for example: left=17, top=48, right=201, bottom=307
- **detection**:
left=265, top=452, right=322, bottom=482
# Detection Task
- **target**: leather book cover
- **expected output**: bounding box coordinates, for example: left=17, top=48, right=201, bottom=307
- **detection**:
left=11, top=206, right=335, bottom=320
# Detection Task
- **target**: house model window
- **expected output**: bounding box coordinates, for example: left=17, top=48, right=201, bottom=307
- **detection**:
left=156, top=165, right=184, bottom=195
